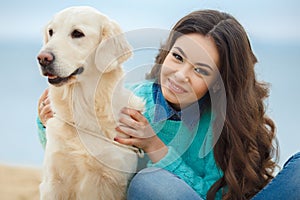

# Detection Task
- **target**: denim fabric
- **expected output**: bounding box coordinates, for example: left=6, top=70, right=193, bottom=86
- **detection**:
left=128, top=152, right=300, bottom=200
left=127, top=167, right=203, bottom=200
left=252, top=152, right=300, bottom=200
left=152, top=83, right=202, bottom=131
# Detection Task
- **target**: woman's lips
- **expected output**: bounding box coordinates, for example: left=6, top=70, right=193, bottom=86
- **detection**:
left=167, top=78, right=187, bottom=94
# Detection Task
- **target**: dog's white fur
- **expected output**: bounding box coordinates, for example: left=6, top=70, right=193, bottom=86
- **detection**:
left=38, top=6, right=144, bottom=200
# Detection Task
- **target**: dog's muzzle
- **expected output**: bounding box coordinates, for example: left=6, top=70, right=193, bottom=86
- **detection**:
left=37, top=51, right=84, bottom=86
left=46, top=67, right=84, bottom=86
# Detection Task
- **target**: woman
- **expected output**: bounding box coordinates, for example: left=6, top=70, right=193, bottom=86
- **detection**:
left=37, top=9, right=300, bottom=200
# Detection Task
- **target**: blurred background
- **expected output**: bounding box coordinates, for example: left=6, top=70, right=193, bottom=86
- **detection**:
left=0, top=0, right=299, bottom=168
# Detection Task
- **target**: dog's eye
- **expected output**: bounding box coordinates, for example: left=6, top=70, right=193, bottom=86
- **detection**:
left=49, top=29, right=53, bottom=37
left=71, top=30, right=85, bottom=38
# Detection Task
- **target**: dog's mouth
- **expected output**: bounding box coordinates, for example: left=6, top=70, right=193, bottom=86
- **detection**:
left=45, top=67, right=84, bottom=86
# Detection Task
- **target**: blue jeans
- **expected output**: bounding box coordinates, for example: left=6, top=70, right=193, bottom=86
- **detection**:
left=127, top=152, right=300, bottom=200
left=127, top=167, right=203, bottom=200
left=252, top=152, right=300, bottom=200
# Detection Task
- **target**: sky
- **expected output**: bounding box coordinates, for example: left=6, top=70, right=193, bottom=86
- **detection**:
left=1, top=0, right=300, bottom=43
left=0, top=0, right=299, bottom=168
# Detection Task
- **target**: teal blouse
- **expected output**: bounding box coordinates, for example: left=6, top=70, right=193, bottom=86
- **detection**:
left=127, top=80, right=223, bottom=199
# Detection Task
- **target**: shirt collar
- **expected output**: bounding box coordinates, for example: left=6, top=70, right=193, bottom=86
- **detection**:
left=152, top=82, right=205, bottom=131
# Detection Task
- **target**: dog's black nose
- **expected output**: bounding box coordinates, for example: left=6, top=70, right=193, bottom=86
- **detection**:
left=37, top=51, right=55, bottom=67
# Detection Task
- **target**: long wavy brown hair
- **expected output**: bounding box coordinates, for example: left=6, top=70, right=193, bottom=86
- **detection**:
left=146, top=10, right=278, bottom=200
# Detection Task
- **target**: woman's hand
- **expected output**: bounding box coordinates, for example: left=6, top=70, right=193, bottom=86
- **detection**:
left=115, top=107, right=168, bottom=163
left=38, top=88, right=54, bottom=127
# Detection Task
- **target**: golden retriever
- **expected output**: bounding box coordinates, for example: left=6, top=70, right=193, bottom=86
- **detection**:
left=37, top=6, right=144, bottom=200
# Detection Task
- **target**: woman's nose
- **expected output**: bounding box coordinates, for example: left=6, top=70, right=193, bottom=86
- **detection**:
left=174, top=64, right=190, bottom=82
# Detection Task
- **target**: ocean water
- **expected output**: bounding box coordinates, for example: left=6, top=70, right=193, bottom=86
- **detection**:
left=0, top=38, right=299, bottom=168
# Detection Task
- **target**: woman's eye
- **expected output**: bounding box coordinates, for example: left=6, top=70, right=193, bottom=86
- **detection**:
left=172, top=52, right=184, bottom=62
left=194, top=67, right=209, bottom=76
left=71, top=30, right=85, bottom=38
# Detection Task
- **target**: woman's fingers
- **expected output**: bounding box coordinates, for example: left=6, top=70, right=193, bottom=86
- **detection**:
left=38, top=88, right=53, bottom=126
left=115, top=126, right=136, bottom=138
left=114, top=137, right=139, bottom=147
left=44, top=96, right=51, bottom=105
left=40, top=88, right=49, bottom=100
left=118, top=113, right=141, bottom=130
left=38, top=89, right=49, bottom=106
left=120, top=107, right=147, bottom=123
left=118, top=107, right=149, bottom=130
left=39, top=104, right=54, bottom=126
left=38, top=89, right=49, bottom=110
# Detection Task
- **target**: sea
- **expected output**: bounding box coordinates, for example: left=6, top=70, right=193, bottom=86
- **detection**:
left=0, top=37, right=299, bottom=168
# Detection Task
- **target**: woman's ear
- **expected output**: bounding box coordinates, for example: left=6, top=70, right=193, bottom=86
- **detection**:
left=95, top=20, right=132, bottom=73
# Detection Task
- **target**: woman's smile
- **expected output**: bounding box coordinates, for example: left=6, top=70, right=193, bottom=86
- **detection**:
left=167, top=78, right=187, bottom=94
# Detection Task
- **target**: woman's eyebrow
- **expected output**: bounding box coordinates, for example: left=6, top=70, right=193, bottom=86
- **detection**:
left=195, top=62, right=213, bottom=71
left=174, top=46, right=213, bottom=71
left=174, top=46, right=187, bottom=58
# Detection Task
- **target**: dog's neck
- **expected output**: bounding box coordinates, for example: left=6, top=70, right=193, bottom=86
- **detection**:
left=49, top=73, right=100, bottom=133
left=50, top=68, right=124, bottom=137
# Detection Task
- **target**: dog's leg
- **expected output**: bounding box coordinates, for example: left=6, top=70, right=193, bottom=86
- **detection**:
left=40, top=154, right=75, bottom=200
left=77, top=174, right=101, bottom=200
left=40, top=180, right=69, bottom=200
left=40, top=175, right=69, bottom=200
left=77, top=169, right=128, bottom=200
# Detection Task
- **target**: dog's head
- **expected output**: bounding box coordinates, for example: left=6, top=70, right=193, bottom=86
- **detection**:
left=37, top=6, right=132, bottom=87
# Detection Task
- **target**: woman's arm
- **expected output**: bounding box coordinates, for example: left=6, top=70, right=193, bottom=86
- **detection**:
left=115, top=107, right=222, bottom=198
left=36, top=88, right=53, bottom=148
left=115, top=107, right=168, bottom=163
left=37, top=117, right=47, bottom=149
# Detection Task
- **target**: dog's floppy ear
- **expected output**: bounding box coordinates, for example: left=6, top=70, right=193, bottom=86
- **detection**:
left=95, top=20, right=132, bottom=72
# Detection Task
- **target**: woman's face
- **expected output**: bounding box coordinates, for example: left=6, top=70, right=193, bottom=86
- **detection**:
left=160, top=33, right=220, bottom=109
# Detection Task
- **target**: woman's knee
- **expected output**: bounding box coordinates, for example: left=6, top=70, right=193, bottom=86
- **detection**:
left=283, top=152, right=300, bottom=167
left=252, top=152, right=300, bottom=200
left=127, top=167, right=168, bottom=199
left=282, top=152, right=300, bottom=185
left=127, top=167, right=202, bottom=200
